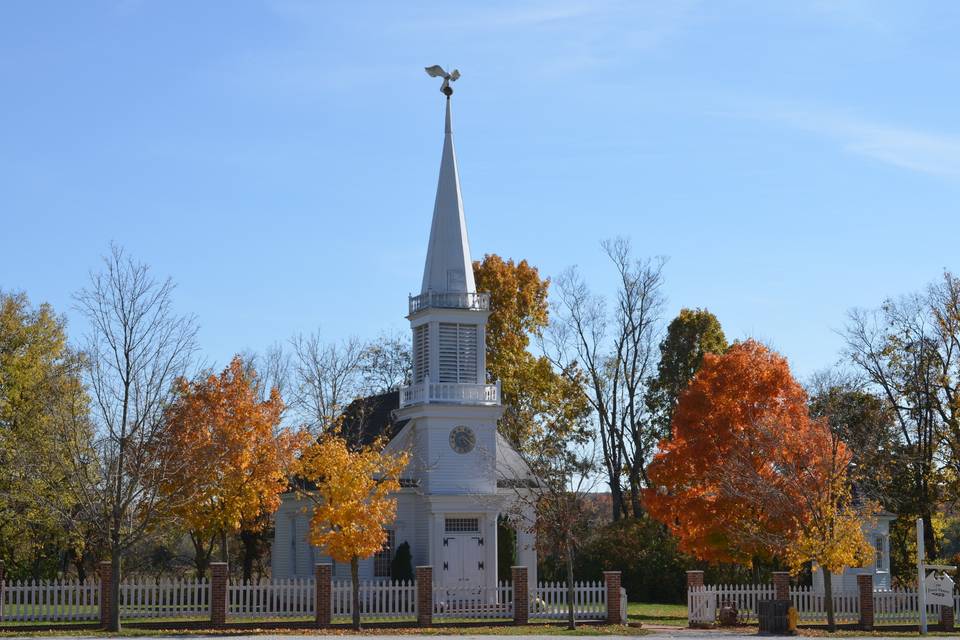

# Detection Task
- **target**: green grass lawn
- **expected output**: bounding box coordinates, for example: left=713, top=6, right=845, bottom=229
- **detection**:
left=625, top=602, right=687, bottom=627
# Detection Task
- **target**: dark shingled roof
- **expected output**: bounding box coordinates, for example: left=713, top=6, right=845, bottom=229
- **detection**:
left=340, top=390, right=408, bottom=449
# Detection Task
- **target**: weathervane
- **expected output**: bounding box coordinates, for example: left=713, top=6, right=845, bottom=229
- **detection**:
left=425, top=65, right=460, bottom=96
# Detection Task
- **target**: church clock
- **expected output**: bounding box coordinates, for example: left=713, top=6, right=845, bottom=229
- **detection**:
left=449, top=426, right=476, bottom=454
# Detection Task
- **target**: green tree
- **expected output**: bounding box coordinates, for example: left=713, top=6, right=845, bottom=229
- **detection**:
left=646, top=308, right=727, bottom=439
left=0, top=291, right=88, bottom=579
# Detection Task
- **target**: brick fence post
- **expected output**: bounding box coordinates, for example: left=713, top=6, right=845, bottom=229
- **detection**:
left=857, top=573, right=874, bottom=631
left=98, top=561, right=112, bottom=628
left=416, top=566, right=432, bottom=627
left=941, top=605, right=955, bottom=632
left=210, top=562, right=228, bottom=627
left=604, top=571, right=622, bottom=624
left=315, top=564, right=332, bottom=626
left=686, top=570, right=704, bottom=602
left=512, top=566, right=528, bottom=625
left=772, top=572, right=791, bottom=601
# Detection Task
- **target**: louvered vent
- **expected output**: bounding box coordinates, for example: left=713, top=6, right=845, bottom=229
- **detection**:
left=438, top=323, right=478, bottom=383
left=413, top=324, right=429, bottom=383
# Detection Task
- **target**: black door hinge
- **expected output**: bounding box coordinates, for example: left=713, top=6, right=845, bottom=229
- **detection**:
left=443, top=562, right=449, bottom=570
left=478, top=561, right=484, bottom=570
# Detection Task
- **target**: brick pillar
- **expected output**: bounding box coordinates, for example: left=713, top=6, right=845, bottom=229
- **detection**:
left=857, top=573, right=874, bottom=631
left=772, top=572, right=791, bottom=601
left=604, top=571, right=622, bottom=624
left=98, top=561, right=112, bottom=628
left=210, top=562, right=228, bottom=627
left=941, top=605, right=955, bottom=632
left=512, top=566, right=529, bottom=625
left=686, top=570, right=705, bottom=589
left=416, top=566, right=433, bottom=627
left=315, top=564, right=332, bottom=626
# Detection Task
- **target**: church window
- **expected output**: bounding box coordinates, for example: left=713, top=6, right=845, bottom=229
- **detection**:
left=374, top=529, right=395, bottom=577
left=875, top=535, right=887, bottom=570
left=413, top=325, right=429, bottom=383
left=445, top=517, right=480, bottom=533
left=438, top=323, right=478, bottom=383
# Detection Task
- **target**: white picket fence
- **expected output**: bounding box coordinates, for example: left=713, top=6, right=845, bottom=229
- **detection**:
left=432, top=582, right=513, bottom=620
left=0, top=579, right=100, bottom=622
left=530, top=581, right=607, bottom=620
left=229, top=578, right=314, bottom=618
left=333, top=579, right=417, bottom=620
left=118, top=577, right=209, bottom=619
left=0, top=576, right=613, bottom=625
left=689, top=583, right=960, bottom=626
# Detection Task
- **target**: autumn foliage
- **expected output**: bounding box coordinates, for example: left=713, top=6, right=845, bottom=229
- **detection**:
left=160, top=356, right=307, bottom=574
left=645, top=340, right=865, bottom=566
left=297, top=435, right=408, bottom=629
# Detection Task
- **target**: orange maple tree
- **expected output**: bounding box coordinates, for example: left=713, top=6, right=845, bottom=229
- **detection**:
left=645, top=340, right=836, bottom=564
left=161, top=356, right=307, bottom=576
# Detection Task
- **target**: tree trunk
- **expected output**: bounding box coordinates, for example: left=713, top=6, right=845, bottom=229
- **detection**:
left=565, top=544, right=577, bottom=630
left=351, top=556, right=361, bottom=630
left=609, top=482, right=624, bottom=522
left=191, top=534, right=213, bottom=579
left=240, top=529, right=258, bottom=583
left=219, top=529, right=228, bottom=563
left=109, top=546, right=121, bottom=632
left=823, top=566, right=835, bottom=632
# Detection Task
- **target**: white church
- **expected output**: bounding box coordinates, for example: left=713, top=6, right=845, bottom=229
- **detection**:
left=272, top=79, right=538, bottom=591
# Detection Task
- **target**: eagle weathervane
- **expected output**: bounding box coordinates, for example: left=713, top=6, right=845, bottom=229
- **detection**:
left=425, top=65, right=460, bottom=96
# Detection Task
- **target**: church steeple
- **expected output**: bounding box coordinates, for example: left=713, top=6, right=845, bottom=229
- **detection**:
left=420, top=95, right=476, bottom=295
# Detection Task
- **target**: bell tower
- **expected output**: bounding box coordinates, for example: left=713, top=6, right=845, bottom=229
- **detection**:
left=397, top=73, right=503, bottom=496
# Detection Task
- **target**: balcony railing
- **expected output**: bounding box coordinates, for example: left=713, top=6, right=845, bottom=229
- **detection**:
left=399, top=380, right=501, bottom=407
left=408, top=291, right=490, bottom=314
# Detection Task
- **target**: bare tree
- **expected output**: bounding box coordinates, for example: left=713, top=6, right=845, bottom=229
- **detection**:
left=544, top=238, right=665, bottom=520
left=62, top=245, right=198, bottom=631
left=290, top=333, right=364, bottom=435
left=358, top=330, right=411, bottom=394
left=501, top=418, right=598, bottom=629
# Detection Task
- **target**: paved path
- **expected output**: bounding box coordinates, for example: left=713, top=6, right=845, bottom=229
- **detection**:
left=0, top=634, right=925, bottom=640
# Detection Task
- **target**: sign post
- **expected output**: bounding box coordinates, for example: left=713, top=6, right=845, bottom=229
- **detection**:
left=917, top=516, right=957, bottom=635
left=919, top=517, right=927, bottom=634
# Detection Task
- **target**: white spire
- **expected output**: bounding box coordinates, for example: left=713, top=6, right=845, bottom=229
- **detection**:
left=420, top=96, right=476, bottom=295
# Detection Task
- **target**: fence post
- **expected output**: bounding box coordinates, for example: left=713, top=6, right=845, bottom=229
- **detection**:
left=315, top=564, right=332, bottom=627
left=98, top=561, right=112, bottom=628
left=772, top=572, right=790, bottom=601
left=941, top=605, right=954, bottom=632
left=416, top=566, right=432, bottom=627
left=686, top=570, right=704, bottom=606
left=604, top=571, right=622, bottom=624
left=857, top=573, right=873, bottom=631
left=210, top=562, right=228, bottom=627
left=512, top=566, right=528, bottom=625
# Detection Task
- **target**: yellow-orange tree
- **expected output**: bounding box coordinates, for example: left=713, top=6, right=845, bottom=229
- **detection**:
left=161, top=356, right=306, bottom=577
left=473, top=254, right=588, bottom=449
left=297, top=435, right=408, bottom=630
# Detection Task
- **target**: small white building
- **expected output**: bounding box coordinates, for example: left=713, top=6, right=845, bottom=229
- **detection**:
left=272, top=89, right=537, bottom=591
left=812, top=511, right=896, bottom=592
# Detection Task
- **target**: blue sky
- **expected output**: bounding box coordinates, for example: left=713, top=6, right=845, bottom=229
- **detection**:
left=3, top=1, right=959, bottom=379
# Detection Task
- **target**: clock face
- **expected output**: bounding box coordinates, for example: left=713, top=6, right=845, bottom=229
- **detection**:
left=449, top=426, right=476, bottom=454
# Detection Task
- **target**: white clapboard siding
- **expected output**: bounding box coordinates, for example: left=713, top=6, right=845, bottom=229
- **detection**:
left=332, top=580, right=417, bottom=621
left=432, top=582, right=513, bottom=620
left=0, top=578, right=99, bottom=622
left=229, top=578, right=315, bottom=618
left=530, top=581, right=606, bottom=621
left=118, top=577, right=208, bottom=619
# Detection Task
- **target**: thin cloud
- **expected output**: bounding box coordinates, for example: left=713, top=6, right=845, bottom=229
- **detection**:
left=775, top=108, right=960, bottom=179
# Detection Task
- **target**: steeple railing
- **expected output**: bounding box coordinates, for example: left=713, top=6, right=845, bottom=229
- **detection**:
left=409, top=291, right=490, bottom=315
left=399, top=379, right=500, bottom=407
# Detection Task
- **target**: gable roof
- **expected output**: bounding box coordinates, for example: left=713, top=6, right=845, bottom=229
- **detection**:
left=339, top=390, right=409, bottom=449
